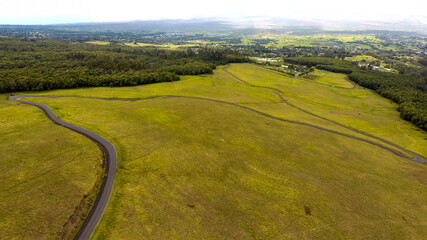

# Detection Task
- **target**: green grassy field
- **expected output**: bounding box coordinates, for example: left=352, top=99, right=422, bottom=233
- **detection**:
left=305, top=71, right=352, bottom=88
left=14, top=63, right=427, bottom=239
left=292, top=69, right=353, bottom=88
left=0, top=96, right=103, bottom=239
left=344, top=55, right=379, bottom=62
left=226, top=64, right=427, bottom=159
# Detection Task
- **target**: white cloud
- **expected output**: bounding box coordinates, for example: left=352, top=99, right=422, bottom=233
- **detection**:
left=0, top=0, right=425, bottom=24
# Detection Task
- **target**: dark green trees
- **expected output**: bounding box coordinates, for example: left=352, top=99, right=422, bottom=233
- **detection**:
left=0, top=39, right=249, bottom=93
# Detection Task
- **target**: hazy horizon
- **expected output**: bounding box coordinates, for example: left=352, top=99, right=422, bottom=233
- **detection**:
left=0, top=0, right=426, bottom=25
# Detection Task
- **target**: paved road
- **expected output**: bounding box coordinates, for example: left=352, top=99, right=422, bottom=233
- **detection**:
left=223, top=65, right=426, bottom=164
left=8, top=95, right=117, bottom=240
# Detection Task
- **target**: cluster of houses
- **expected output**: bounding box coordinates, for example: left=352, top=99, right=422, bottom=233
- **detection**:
left=358, top=62, right=393, bottom=72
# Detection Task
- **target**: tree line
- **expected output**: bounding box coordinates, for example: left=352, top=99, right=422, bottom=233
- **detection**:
left=0, top=39, right=249, bottom=92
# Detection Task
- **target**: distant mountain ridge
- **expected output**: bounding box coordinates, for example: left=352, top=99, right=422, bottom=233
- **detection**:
left=1, top=17, right=426, bottom=33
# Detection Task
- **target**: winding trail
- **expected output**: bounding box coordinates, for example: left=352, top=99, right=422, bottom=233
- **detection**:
left=8, top=95, right=117, bottom=240
left=223, top=64, right=425, bottom=164
left=6, top=64, right=425, bottom=237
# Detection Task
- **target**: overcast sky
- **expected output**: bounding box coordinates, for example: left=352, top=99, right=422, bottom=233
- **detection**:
left=0, top=0, right=425, bottom=24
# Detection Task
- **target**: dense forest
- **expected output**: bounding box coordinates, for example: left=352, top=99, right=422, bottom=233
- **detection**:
left=0, top=38, right=249, bottom=92
left=285, top=57, right=427, bottom=131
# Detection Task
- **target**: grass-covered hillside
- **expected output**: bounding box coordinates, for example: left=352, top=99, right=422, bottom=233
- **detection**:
left=12, top=64, right=426, bottom=239
left=285, top=57, right=427, bottom=131
left=0, top=95, right=103, bottom=239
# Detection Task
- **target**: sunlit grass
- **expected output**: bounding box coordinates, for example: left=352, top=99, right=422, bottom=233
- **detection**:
left=0, top=95, right=103, bottom=239
left=26, top=96, right=427, bottom=240
left=345, top=55, right=379, bottom=62
left=15, top=62, right=427, bottom=239
left=226, top=64, right=427, bottom=159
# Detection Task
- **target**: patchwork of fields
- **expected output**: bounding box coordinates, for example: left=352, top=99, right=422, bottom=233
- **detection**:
left=2, top=64, right=426, bottom=239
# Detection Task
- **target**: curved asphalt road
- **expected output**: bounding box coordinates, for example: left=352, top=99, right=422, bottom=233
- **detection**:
left=8, top=95, right=117, bottom=240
